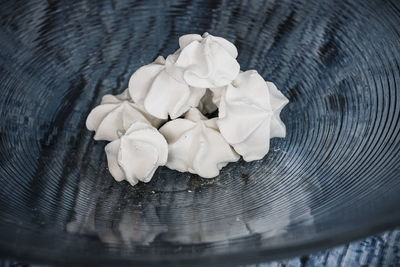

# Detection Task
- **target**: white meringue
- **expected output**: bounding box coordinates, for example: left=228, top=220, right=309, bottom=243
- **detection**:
left=172, top=32, right=240, bottom=88
left=105, top=122, right=168, bottom=186
left=128, top=56, right=205, bottom=119
left=86, top=89, right=165, bottom=141
left=87, top=33, right=290, bottom=184
left=159, top=108, right=239, bottom=178
left=217, top=70, right=289, bottom=161
left=210, top=87, right=224, bottom=106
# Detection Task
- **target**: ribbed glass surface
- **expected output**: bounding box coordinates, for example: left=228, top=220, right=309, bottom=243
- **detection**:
left=0, top=0, right=399, bottom=265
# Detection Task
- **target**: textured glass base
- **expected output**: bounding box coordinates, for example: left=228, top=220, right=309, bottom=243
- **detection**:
left=0, top=0, right=399, bottom=265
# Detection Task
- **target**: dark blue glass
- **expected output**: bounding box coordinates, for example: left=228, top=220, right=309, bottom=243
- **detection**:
left=0, top=0, right=399, bottom=265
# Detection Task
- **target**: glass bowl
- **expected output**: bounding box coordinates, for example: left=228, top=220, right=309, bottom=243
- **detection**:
left=0, top=0, right=399, bottom=265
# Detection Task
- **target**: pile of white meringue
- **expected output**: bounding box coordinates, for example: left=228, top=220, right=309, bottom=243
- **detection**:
left=86, top=33, right=289, bottom=187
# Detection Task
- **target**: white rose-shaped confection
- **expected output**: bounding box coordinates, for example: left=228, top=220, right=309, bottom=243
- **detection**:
left=105, top=122, right=168, bottom=186
left=128, top=56, right=205, bottom=119
left=172, top=32, right=240, bottom=88
left=217, top=70, right=289, bottom=162
left=159, top=108, right=239, bottom=178
left=86, top=89, right=165, bottom=141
